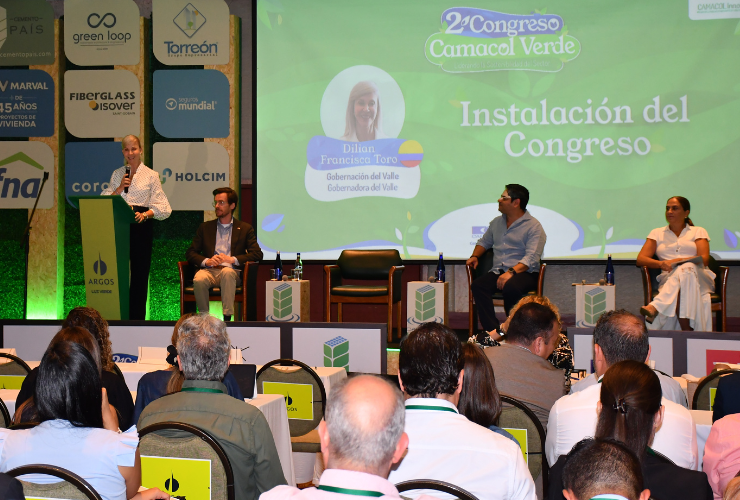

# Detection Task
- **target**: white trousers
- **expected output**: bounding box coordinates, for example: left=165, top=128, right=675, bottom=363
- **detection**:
left=648, top=263, right=715, bottom=331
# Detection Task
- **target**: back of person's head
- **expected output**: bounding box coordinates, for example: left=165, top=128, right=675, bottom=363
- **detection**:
left=506, top=302, right=558, bottom=347
left=724, top=474, right=740, bottom=500
left=595, top=360, right=662, bottom=461
left=505, top=183, right=529, bottom=210
left=593, top=309, right=649, bottom=367
left=50, top=325, right=102, bottom=375
left=177, top=313, right=230, bottom=381
left=399, top=322, right=462, bottom=397
left=458, top=343, right=502, bottom=427
left=324, top=375, right=405, bottom=476
left=166, top=312, right=197, bottom=394
left=62, top=306, right=113, bottom=372
left=562, top=438, right=646, bottom=500
left=36, top=330, right=104, bottom=428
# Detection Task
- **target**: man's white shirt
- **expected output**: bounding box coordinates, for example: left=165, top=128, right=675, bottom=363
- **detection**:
left=387, top=398, right=535, bottom=500
left=545, top=381, right=698, bottom=469
left=571, top=371, right=689, bottom=408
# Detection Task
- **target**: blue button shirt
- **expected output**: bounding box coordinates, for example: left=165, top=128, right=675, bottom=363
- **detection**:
left=476, top=211, right=546, bottom=273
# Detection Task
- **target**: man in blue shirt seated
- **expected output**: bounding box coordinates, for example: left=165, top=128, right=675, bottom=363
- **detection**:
left=467, top=183, right=546, bottom=337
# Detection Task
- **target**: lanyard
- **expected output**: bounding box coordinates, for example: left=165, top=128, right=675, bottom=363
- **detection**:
left=405, top=405, right=457, bottom=413
left=317, top=485, right=384, bottom=497
left=181, top=387, right=224, bottom=394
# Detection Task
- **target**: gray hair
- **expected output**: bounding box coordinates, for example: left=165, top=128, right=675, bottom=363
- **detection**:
left=593, top=309, right=649, bottom=366
left=177, top=314, right=230, bottom=381
left=324, top=375, right=405, bottom=473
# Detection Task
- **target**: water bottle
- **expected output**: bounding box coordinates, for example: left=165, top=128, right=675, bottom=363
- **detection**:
left=436, top=252, right=445, bottom=282
left=274, top=251, right=283, bottom=280
left=294, top=252, right=303, bottom=279
left=605, top=254, right=614, bottom=285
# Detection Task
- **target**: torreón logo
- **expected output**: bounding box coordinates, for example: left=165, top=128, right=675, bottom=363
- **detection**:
left=0, top=152, right=44, bottom=199
left=174, top=3, right=206, bottom=38
left=165, top=4, right=218, bottom=58
left=425, top=8, right=580, bottom=73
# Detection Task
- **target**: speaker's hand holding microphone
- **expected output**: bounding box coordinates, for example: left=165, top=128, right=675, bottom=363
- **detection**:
left=117, top=167, right=131, bottom=195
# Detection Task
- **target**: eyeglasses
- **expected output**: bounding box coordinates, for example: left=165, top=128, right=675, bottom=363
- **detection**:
left=212, top=200, right=228, bottom=207
left=499, top=195, right=511, bottom=200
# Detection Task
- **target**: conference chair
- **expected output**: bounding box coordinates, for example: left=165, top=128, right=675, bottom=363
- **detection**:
left=257, top=359, right=326, bottom=453
left=692, top=368, right=740, bottom=411
left=395, top=479, right=479, bottom=500
left=8, top=464, right=103, bottom=500
left=0, top=397, right=10, bottom=428
left=466, top=249, right=547, bottom=336
left=0, top=353, right=32, bottom=376
left=139, top=421, right=235, bottom=500
left=324, top=249, right=405, bottom=342
left=640, top=255, right=729, bottom=332
left=178, top=260, right=259, bottom=321
left=497, top=395, right=548, bottom=495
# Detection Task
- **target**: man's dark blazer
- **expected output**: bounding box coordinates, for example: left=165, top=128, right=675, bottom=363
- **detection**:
left=713, top=371, right=740, bottom=422
left=186, top=217, right=263, bottom=267
left=0, top=473, right=25, bottom=500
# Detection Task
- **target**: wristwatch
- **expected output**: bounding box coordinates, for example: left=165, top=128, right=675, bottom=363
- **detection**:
left=507, top=267, right=516, bottom=274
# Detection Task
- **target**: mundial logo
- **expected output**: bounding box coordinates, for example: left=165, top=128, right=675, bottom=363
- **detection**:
left=173, top=3, right=206, bottom=38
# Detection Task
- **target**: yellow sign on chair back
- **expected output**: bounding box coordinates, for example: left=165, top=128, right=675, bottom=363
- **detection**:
left=262, top=381, right=314, bottom=420
left=0, top=375, right=25, bottom=389
left=503, top=428, right=528, bottom=464
left=141, top=455, right=212, bottom=500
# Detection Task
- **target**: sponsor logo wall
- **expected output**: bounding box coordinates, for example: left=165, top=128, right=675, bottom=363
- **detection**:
left=0, top=69, right=54, bottom=137
left=152, top=142, right=230, bottom=210
left=0, top=0, right=54, bottom=66
left=64, top=0, right=140, bottom=66
left=64, top=69, right=140, bottom=138
left=0, top=141, right=54, bottom=209
left=153, top=0, right=230, bottom=65
left=154, top=69, right=230, bottom=138
left=65, top=141, right=122, bottom=205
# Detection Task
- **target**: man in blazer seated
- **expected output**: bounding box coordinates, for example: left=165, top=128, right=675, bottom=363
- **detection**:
left=186, top=187, right=263, bottom=320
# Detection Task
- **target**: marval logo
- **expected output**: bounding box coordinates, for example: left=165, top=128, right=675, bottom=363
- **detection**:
left=87, top=13, right=116, bottom=29
left=174, top=3, right=206, bottom=38
left=0, top=152, right=44, bottom=199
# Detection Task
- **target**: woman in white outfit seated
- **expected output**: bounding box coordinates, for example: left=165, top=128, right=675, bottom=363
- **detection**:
left=637, top=196, right=715, bottom=331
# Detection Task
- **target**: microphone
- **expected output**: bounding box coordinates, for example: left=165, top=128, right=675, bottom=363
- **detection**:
left=124, top=166, right=130, bottom=194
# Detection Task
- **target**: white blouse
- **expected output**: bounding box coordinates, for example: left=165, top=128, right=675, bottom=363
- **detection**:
left=0, top=420, right=138, bottom=500
left=101, top=164, right=172, bottom=220
left=647, top=224, right=710, bottom=261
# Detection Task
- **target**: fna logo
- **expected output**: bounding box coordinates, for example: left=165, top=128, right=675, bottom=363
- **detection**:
left=0, top=152, right=44, bottom=200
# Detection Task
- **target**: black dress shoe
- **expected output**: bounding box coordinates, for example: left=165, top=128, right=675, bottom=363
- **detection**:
left=224, top=314, right=232, bottom=321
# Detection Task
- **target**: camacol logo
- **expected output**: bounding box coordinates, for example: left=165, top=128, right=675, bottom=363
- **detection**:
left=273, top=283, right=293, bottom=319
left=585, top=287, right=607, bottom=324
left=0, top=152, right=44, bottom=199
left=415, top=285, right=436, bottom=322
left=324, top=336, right=349, bottom=372
left=93, top=253, right=107, bottom=275
left=173, top=3, right=206, bottom=38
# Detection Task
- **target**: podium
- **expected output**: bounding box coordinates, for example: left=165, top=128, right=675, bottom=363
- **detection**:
left=73, top=196, right=135, bottom=320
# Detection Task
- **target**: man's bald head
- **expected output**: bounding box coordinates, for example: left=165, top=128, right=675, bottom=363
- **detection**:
left=322, top=375, right=406, bottom=476
left=593, top=309, right=649, bottom=367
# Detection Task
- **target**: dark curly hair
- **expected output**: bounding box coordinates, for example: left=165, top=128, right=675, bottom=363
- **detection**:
left=399, top=323, right=463, bottom=397
left=62, top=307, right=113, bottom=372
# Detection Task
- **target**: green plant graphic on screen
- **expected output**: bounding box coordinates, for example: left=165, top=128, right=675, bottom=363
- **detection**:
left=395, top=211, right=419, bottom=259
left=273, top=283, right=292, bottom=319
left=585, top=287, right=607, bottom=324
left=415, top=285, right=436, bottom=321
left=588, top=211, right=614, bottom=259
left=324, top=336, right=349, bottom=372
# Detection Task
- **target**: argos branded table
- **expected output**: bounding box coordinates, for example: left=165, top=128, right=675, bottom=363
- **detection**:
left=266, top=280, right=310, bottom=322
left=574, top=284, right=616, bottom=327
left=406, top=281, right=448, bottom=332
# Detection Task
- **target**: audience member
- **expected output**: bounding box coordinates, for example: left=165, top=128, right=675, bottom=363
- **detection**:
left=260, top=375, right=438, bottom=500
left=133, top=313, right=243, bottom=423
left=0, top=472, right=24, bottom=500
left=0, top=331, right=167, bottom=500
left=458, top=343, right=516, bottom=444
left=570, top=311, right=687, bottom=407
left=548, top=360, right=712, bottom=500
left=387, top=322, right=535, bottom=500
left=485, top=301, right=565, bottom=429
left=16, top=307, right=135, bottom=430
left=560, top=438, right=649, bottom=500
left=712, top=371, right=740, bottom=423
left=703, top=414, right=740, bottom=500
left=724, top=475, right=740, bottom=500
left=546, top=310, right=698, bottom=469
left=138, top=314, right=285, bottom=500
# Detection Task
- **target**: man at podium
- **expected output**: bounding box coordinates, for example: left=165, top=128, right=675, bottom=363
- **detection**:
left=102, top=135, right=172, bottom=320
left=186, top=187, right=262, bottom=321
